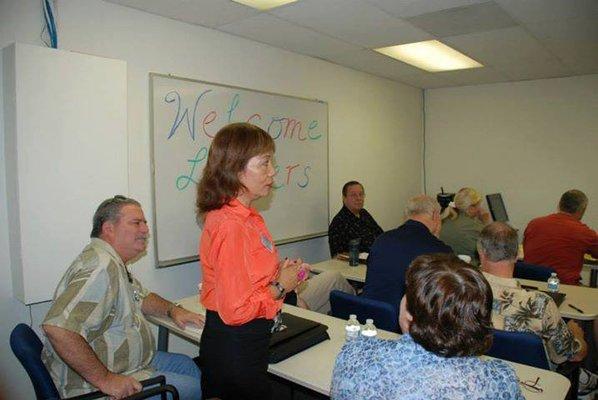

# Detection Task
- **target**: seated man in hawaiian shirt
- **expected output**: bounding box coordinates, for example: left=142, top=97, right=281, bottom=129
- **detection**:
left=478, top=222, right=587, bottom=365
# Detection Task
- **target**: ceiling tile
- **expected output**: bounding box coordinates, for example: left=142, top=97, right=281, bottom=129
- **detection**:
left=525, top=16, right=598, bottom=42
left=218, top=14, right=362, bottom=59
left=525, top=16, right=598, bottom=74
left=542, top=41, right=598, bottom=75
left=496, top=0, right=598, bottom=24
left=497, top=57, right=573, bottom=81
left=398, top=73, right=457, bottom=89
left=406, top=1, right=518, bottom=38
left=366, top=0, right=489, bottom=18
left=434, top=65, right=509, bottom=86
left=444, top=27, right=558, bottom=68
left=269, top=0, right=432, bottom=47
left=105, top=0, right=260, bottom=28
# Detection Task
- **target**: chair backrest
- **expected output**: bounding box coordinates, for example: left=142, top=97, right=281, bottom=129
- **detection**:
left=514, top=261, right=556, bottom=282
left=10, top=323, right=61, bottom=400
left=330, top=290, right=399, bottom=332
left=486, top=329, right=550, bottom=370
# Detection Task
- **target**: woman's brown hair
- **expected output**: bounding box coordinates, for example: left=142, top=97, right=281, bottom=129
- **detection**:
left=196, top=123, right=275, bottom=216
left=405, top=253, right=493, bottom=357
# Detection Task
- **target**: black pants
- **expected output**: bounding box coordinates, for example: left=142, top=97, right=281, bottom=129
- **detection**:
left=199, top=310, right=273, bottom=400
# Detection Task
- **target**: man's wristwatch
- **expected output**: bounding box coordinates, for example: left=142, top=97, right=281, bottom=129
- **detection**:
left=271, top=281, right=286, bottom=300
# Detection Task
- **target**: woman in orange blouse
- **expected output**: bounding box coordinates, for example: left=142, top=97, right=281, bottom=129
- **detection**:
left=196, top=122, right=306, bottom=400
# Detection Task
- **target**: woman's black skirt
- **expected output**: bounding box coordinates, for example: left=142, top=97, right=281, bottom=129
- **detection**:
left=199, top=309, right=274, bottom=400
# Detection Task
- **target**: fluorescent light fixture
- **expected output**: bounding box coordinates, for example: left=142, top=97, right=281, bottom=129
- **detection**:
left=375, top=40, right=483, bottom=72
left=232, top=0, right=298, bottom=11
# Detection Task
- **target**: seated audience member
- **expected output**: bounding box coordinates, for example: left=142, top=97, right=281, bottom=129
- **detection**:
left=440, top=187, right=492, bottom=265
left=328, top=181, right=383, bottom=257
left=362, top=195, right=452, bottom=311
left=42, top=196, right=202, bottom=399
left=479, top=222, right=597, bottom=396
left=523, top=189, right=598, bottom=285
left=285, top=270, right=355, bottom=314
left=332, top=254, right=523, bottom=400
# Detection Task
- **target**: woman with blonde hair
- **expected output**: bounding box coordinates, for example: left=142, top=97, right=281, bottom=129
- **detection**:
left=440, top=187, right=492, bottom=264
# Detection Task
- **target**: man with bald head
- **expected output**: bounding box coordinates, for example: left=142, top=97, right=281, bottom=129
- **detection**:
left=362, top=195, right=452, bottom=313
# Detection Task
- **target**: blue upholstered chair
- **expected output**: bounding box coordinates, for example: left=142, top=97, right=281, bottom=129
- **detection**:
left=10, top=323, right=179, bottom=400
left=486, top=329, right=550, bottom=370
left=514, top=261, right=556, bottom=282
left=329, top=290, right=399, bottom=332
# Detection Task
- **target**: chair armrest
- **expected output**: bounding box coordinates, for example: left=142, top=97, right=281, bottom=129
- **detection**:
left=124, top=384, right=179, bottom=400
left=65, top=375, right=175, bottom=400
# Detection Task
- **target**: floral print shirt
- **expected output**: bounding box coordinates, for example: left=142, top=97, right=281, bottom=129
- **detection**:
left=483, top=272, right=581, bottom=365
left=331, top=334, right=523, bottom=400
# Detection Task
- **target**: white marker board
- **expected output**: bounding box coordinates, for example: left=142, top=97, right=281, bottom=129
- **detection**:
left=150, top=74, right=329, bottom=267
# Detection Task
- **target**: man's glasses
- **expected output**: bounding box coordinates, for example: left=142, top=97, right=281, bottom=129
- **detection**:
left=519, top=377, right=543, bottom=393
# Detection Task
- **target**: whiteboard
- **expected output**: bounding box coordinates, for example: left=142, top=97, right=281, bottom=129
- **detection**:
left=150, top=74, right=329, bottom=267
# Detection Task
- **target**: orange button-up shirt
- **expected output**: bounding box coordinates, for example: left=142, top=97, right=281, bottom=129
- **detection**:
left=200, top=198, right=283, bottom=325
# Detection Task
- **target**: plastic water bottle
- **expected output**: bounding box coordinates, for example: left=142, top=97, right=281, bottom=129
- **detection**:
left=348, top=238, right=361, bottom=266
left=547, top=272, right=560, bottom=293
left=345, top=314, right=361, bottom=341
left=361, top=319, right=378, bottom=338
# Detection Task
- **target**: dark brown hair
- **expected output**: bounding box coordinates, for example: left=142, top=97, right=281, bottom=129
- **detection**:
left=406, top=253, right=493, bottom=357
left=196, top=123, right=275, bottom=215
left=91, top=195, right=141, bottom=238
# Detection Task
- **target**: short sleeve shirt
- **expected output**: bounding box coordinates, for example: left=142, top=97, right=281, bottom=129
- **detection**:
left=483, top=272, right=581, bottom=365
left=42, top=238, right=155, bottom=397
left=523, top=212, right=598, bottom=285
left=332, top=334, right=523, bottom=400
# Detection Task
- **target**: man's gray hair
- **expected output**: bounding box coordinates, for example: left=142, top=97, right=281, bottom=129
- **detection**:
left=477, top=222, right=518, bottom=262
left=91, top=195, right=141, bottom=238
left=404, top=195, right=440, bottom=218
left=558, top=189, right=588, bottom=215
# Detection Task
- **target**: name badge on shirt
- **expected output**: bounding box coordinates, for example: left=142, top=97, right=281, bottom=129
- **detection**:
left=261, top=234, right=274, bottom=252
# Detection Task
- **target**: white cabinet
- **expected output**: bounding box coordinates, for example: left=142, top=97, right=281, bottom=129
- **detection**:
left=2, top=43, right=127, bottom=304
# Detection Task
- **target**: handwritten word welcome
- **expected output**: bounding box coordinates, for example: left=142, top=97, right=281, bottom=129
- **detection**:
left=165, top=91, right=323, bottom=141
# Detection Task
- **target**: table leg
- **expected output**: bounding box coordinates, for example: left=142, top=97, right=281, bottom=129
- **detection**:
left=157, top=325, right=169, bottom=352
left=591, top=268, right=597, bottom=288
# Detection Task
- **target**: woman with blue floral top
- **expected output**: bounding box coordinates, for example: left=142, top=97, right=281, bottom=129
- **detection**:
left=331, top=253, right=523, bottom=400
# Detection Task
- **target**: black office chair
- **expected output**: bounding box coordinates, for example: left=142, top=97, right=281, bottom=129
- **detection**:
left=330, top=290, right=399, bottom=332
left=514, top=261, right=556, bottom=282
left=10, top=323, right=179, bottom=400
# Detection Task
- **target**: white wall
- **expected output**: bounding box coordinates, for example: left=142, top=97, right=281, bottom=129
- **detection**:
left=0, top=1, right=423, bottom=397
left=424, top=75, right=598, bottom=232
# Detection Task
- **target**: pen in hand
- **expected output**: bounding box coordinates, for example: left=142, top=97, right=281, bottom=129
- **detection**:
left=568, top=304, right=584, bottom=313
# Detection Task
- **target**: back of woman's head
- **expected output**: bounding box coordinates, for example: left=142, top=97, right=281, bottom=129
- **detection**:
left=196, top=123, right=275, bottom=216
left=442, top=187, right=482, bottom=220
left=405, top=253, right=493, bottom=357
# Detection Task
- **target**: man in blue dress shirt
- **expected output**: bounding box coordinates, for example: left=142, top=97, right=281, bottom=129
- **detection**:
left=362, top=195, right=452, bottom=313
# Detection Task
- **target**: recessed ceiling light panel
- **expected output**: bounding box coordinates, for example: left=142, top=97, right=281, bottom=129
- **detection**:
left=232, top=0, right=298, bottom=11
left=375, top=40, right=483, bottom=72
